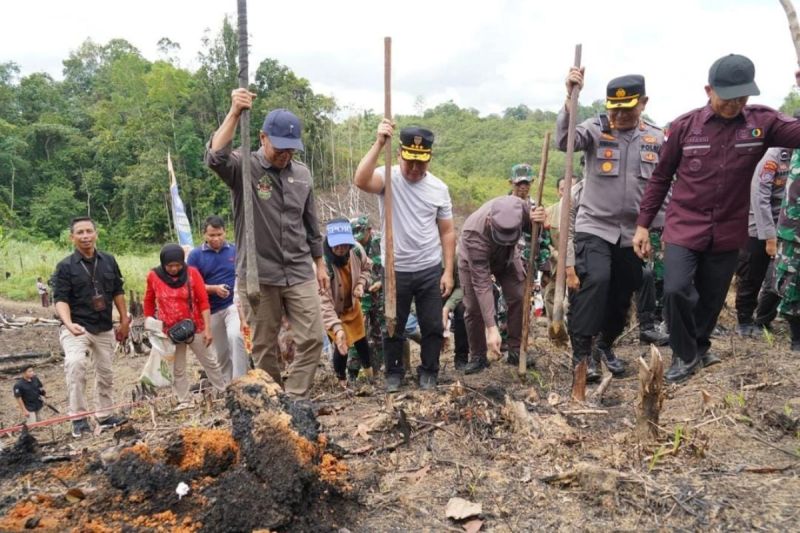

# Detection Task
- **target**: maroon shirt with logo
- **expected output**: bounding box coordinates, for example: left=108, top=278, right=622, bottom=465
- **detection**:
left=637, top=104, right=800, bottom=252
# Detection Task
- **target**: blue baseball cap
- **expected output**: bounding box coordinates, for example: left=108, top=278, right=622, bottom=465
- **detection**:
left=262, top=109, right=304, bottom=151
left=326, top=219, right=356, bottom=247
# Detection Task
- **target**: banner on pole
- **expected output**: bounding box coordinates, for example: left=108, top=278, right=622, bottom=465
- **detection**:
left=168, top=152, right=193, bottom=248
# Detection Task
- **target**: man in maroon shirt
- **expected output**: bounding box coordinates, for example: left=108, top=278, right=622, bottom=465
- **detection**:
left=634, top=54, right=800, bottom=384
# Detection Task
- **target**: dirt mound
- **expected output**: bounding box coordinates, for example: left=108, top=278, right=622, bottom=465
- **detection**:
left=0, top=369, right=359, bottom=532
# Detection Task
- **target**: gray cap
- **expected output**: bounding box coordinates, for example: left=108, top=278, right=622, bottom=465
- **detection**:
left=489, top=196, right=526, bottom=246
left=708, top=54, right=760, bottom=100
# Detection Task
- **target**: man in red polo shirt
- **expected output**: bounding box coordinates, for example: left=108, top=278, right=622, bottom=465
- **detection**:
left=634, top=54, right=800, bottom=384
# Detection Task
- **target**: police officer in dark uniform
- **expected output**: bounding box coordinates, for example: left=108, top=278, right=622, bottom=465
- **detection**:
left=559, top=69, right=664, bottom=383
left=735, top=147, right=791, bottom=335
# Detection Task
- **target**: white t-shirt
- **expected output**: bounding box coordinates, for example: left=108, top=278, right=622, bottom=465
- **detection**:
left=377, top=165, right=453, bottom=272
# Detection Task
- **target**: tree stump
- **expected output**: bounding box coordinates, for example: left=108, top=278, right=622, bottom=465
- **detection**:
left=636, top=345, right=665, bottom=440
left=571, top=360, right=587, bottom=402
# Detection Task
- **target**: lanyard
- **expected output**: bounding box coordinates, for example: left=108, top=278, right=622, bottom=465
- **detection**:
left=79, top=257, right=100, bottom=295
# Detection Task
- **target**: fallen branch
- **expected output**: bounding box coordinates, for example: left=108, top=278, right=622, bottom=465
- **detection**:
left=589, top=370, right=613, bottom=403
left=560, top=409, right=609, bottom=416
left=741, top=381, right=781, bottom=391
left=348, top=424, right=440, bottom=456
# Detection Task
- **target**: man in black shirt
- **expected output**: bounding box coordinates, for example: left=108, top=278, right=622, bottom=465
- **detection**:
left=53, top=216, right=129, bottom=438
left=13, top=366, right=45, bottom=423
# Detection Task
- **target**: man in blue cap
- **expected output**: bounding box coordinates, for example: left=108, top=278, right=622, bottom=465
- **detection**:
left=205, top=88, right=326, bottom=399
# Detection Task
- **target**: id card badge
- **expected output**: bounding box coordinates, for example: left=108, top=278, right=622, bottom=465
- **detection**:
left=91, top=293, right=107, bottom=312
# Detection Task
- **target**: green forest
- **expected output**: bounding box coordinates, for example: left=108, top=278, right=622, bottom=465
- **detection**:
left=2, top=17, right=800, bottom=254
left=0, top=18, right=607, bottom=254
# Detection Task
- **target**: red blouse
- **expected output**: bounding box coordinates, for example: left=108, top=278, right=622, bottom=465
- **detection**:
left=144, top=267, right=210, bottom=334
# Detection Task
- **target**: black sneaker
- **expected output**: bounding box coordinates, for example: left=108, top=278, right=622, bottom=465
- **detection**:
left=454, top=357, right=468, bottom=371
left=385, top=374, right=402, bottom=393
left=639, top=328, right=669, bottom=346
left=71, top=418, right=89, bottom=438
left=464, top=356, right=489, bottom=375
left=418, top=373, right=437, bottom=391
left=98, top=414, right=128, bottom=430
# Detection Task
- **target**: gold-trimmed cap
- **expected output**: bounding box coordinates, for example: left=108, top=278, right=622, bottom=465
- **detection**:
left=605, top=74, right=645, bottom=109
left=400, top=126, right=434, bottom=162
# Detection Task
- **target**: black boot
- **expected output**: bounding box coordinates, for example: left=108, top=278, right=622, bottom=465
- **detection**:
left=789, top=317, right=800, bottom=352
left=639, top=314, right=669, bottom=346
left=464, top=355, right=489, bottom=374
left=571, top=334, right=599, bottom=382
left=595, top=336, right=625, bottom=377
left=454, top=353, right=468, bottom=371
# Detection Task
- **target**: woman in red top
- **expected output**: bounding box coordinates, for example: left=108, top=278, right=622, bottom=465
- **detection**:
left=144, top=244, right=228, bottom=406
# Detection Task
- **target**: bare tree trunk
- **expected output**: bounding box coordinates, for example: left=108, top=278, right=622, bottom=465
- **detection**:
left=636, top=345, right=665, bottom=440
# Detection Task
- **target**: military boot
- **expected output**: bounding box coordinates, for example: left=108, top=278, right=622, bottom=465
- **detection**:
left=464, top=355, right=489, bottom=374
left=639, top=312, right=669, bottom=346
left=595, top=335, right=625, bottom=377
left=571, top=334, right=597, bottom=381
left=789, top=317, right=800, bottom=352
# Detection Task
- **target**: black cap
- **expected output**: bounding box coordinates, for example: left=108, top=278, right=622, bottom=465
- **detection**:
left=708, top=54, right=759, bottom=100
left=606, top=75, right=646, bottom=109
left=400, top=126, right=434, bottom=162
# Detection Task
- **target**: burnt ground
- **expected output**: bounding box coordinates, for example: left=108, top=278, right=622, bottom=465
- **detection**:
left=1, top=295, right=799, bottom=531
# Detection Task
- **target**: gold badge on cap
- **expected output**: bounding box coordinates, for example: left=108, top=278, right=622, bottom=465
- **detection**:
left=616, top=88, right=626, bottom=98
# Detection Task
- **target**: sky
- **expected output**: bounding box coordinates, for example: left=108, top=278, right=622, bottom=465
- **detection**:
left=3, top=0, right=799, bottom=125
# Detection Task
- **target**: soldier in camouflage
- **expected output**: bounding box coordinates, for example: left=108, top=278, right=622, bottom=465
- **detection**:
left=351, top=216, right=385, bottom=371
left=772, top=150, right=800, bottom=351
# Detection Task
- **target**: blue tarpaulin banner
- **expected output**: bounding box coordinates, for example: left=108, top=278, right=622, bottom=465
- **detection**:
left=168, top=152, right=193, bottom=247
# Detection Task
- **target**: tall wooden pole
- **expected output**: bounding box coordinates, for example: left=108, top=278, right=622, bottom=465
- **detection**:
left=780, top=0, right=800, bottom=65
left=549, top=44, right=582, bottom=346
left=518, top=131, right=551, bottom=376
left=237, top=0, right=260, bottom=311
left=383, top=37, right=397, bottom=337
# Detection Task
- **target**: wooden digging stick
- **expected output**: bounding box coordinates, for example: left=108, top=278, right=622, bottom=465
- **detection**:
left=237, top=0, right=260, bottom=312
left=383, top=37, right=397, bottom=338
left=780, top=0, right=800, bottom=65
left=548, top=44, right=582, bottom=346
left=518, top=131, right=551, bottom=376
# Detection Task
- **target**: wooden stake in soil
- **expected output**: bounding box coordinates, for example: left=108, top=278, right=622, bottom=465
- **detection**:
left=636, top=345, right=665, bottom=440
left=383, top=36, right=397, bottom=338
left=571, top=359, right=587, bottom=402
left=237, top=0, right=260, bottom=312
left=519, top=131, right=551, bottom=376
left=549, top=44, right=582, bottom=346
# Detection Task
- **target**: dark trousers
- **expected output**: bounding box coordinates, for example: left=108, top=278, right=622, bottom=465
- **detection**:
left=460, top=259, right=524, bottom=358
left=332, top=337, right=371, bottom=380
left=383, top=265, right=444, bottom=377
left=637, top=266, right=657, bottom=329
left=569, top=233, right=643, bottom=340
left=453, top=301, right=468, bottom=363
left=735, top=237, right=772, bottom=324
left=755, top=260, right=781, bottom=327
left=663, top=244, right=738, bottom=364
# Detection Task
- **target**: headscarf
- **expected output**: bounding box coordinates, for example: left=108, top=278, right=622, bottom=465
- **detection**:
left=154, top=243, right=188, bottom=288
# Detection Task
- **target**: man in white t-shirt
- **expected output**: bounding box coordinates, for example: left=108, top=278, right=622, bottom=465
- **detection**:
left=354, top=120, right=456, bottom=392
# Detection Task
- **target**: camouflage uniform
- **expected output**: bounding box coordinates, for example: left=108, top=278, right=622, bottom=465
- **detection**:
left=648, top=228, right=665, bottom=316
left=351, top=216, right=385, bottom=370
left=774, top=151, right=800, bottom=317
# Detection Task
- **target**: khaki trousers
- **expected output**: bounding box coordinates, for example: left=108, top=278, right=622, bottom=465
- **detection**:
left=240, top=280, right=323, bottom=399
left=173, top=337, right=229, bottom=402
left=210, top=305, right=248, bottom=380
left=60, top=327, right=115, bottom=418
